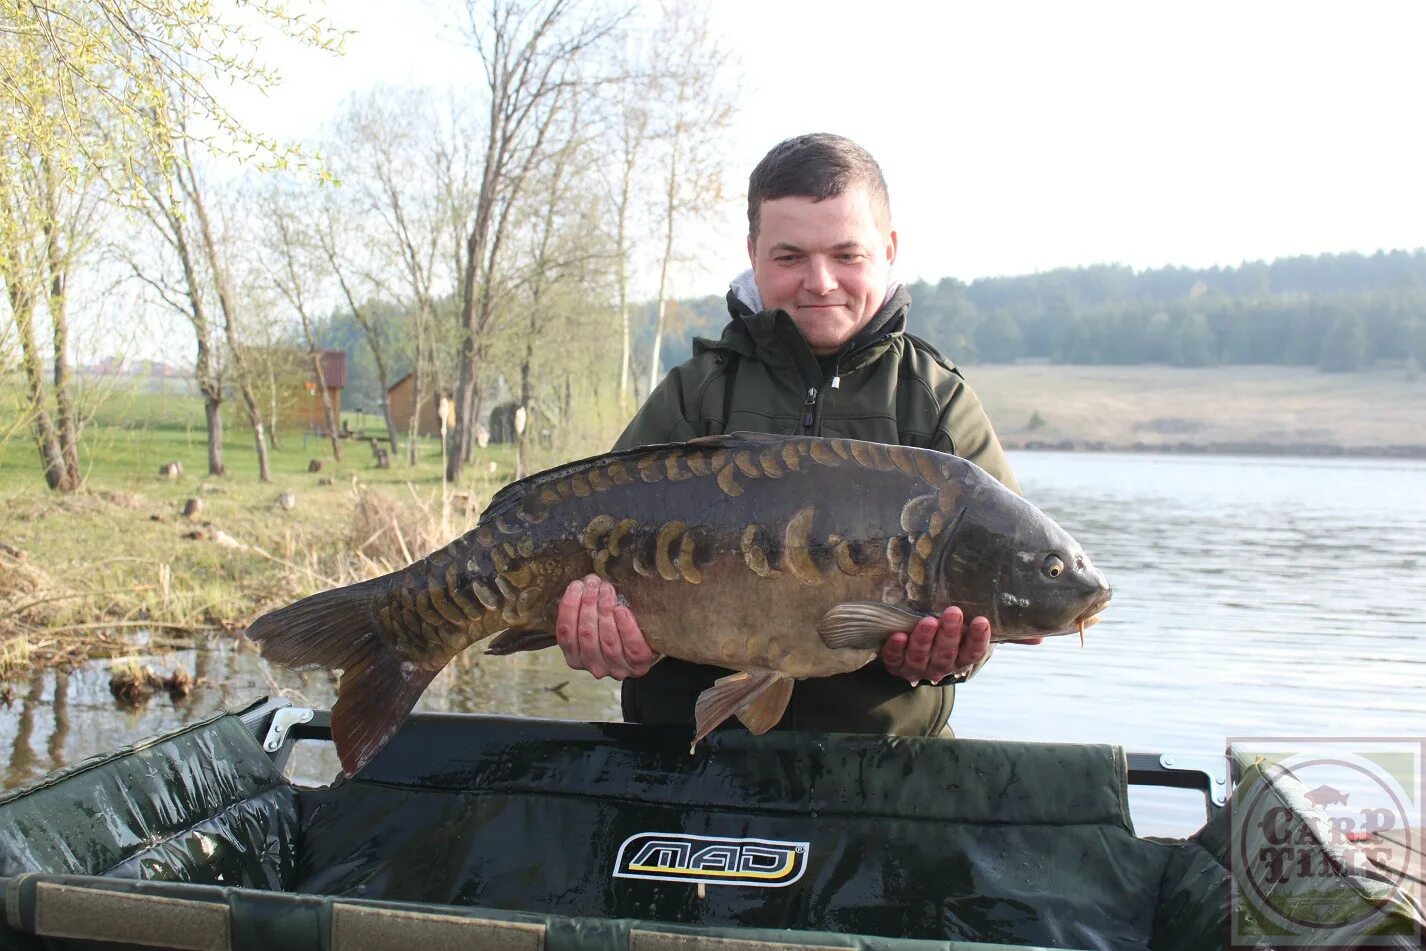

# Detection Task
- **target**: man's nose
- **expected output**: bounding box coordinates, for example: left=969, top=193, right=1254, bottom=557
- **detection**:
left=803, top=257, right=836, bottom=295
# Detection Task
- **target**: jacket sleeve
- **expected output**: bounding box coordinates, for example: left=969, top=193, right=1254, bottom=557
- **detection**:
left=930, top=375, right=1021, bottom=495
left=612, top=369, right=700, bottom=451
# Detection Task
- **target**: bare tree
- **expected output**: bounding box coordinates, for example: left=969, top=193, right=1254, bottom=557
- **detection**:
left=175, top=147, right=272, bottom=482
left=645, top=2, right=735, bottom=397
left=327, top=89, right=458, bottom=463
left=447, top=0, right=622, bottom=483
left=313, top=201, right=401, bottom=458
left=130, top=163, right=227, bottom=476
left=263, top=183, right=342, bottom=462
left=603, top=42, right=652, bottom=412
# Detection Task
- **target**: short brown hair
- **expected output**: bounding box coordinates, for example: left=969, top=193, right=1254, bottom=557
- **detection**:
left=747, top=133, right=891, bottom=239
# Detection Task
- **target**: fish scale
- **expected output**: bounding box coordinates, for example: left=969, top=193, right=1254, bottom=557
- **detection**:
left=245, top=432, right=1111, bottom=777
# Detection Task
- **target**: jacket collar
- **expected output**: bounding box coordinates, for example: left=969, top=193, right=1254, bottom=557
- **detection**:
left=696, top=280, right=912, bottom=386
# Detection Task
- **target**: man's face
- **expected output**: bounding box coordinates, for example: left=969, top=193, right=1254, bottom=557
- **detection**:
left=748, top=185, right=897, bottom=357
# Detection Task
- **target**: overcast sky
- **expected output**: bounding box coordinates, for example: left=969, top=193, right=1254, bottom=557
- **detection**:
left=237, top=0, right=1426, bottom=297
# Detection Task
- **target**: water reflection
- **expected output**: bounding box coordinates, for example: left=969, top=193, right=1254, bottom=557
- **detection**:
left=2, top=453, right=1422, bottom=837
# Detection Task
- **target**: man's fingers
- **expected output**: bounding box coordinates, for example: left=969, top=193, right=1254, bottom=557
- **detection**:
left=927, top=619, right=965, bottom=682
left=555, top=579, right=584, bottom=670
left=880, top=631, right=909, bottom=671
left=614, top=603, right=658, bottom=675
left=595, top=582, right=632, bottom=680
left=902, top=615, right=939, bottom=678
left=575, top=574, right=607, bottom=678
left=958, top=615, right=992, bottom=667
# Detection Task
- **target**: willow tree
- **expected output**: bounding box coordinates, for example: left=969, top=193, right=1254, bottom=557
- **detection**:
left=3, top=0, right=342, bottom=485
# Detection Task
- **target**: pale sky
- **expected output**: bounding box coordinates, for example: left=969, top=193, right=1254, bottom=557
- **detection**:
left=236, top=0, right=1426, bottom=297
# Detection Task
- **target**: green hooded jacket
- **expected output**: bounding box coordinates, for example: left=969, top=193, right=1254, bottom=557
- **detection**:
left=614, top=284, right=1019, bottom=736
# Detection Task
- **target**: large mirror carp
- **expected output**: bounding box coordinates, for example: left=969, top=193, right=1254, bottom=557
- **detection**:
left=246, top=433, right=1111, bottom=776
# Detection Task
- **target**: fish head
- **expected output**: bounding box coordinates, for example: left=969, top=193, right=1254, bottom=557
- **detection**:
left=932, top=472, right=1111, bottom=642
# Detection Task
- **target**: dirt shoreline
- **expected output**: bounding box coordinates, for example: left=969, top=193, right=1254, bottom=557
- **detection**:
left=1002, top=438, right=1426, bottom=460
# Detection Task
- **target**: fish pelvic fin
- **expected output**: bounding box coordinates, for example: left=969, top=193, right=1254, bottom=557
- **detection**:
left=244, top=577, right=438, bottom=777
left=691, top=671, right=792, bottom=750
left=736, top=675, right=794, bottom=735
left=817, top=601, right=924, bottom=650
left=483, top=629, right=558, bottom=656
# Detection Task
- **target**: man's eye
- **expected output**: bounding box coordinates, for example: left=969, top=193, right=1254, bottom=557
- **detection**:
left=775, top=256, right=798, bottom=265
left=839, top=254, right=864, bottom=263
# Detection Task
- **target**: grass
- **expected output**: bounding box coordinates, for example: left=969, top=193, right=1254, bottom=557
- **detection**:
left=0, top=383, right=606, bottom=679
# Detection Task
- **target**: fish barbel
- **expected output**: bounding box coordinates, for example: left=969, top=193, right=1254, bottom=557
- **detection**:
left=245, top=433, right=1111, bottom=776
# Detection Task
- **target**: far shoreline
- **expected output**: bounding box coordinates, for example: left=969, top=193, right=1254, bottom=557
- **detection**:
left=1003, top=439, right=1426, bottom=461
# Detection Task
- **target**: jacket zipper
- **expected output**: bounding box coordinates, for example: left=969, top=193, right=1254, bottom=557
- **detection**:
left=803, top=333, right=889, bottom=435
left=802, top=386, right=819, bottom=433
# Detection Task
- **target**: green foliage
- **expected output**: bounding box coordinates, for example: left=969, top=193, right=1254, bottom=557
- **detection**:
left=650, top=249, right=1426, bottom=370
left=1318, top=310, right=1370, bottom=372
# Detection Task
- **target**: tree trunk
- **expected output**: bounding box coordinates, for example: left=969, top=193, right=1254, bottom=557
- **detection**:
left=9, top=282, right=71, bottom=491
left=408, top=307, right=427, bottom=465
left=311, top=353, right=342, bottom=462
left=648, top=118, right=681, bottom=398
left=203, top=396, right=226, bottom=476
left=44, top=227, right=81, bottom=489
left=516, top=338, right=533, bottom=480
left=266, top=366, right=281, bottom=450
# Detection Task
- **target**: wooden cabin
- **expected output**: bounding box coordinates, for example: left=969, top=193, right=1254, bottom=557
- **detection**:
left=388, top=372, right=454, bottom=437
left=295, top=350, right=347, bottom=431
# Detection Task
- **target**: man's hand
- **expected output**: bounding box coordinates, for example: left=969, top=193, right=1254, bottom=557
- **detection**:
left=880, top=606, right=1045, bottom=685
left=554, top=574, right=660, bottom=680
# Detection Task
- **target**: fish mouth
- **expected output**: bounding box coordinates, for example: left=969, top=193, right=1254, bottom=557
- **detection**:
left=1075, top=596, right=1111, bottom=627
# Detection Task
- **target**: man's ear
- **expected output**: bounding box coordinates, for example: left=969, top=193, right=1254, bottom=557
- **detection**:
left=886, top=229, right=899, bottom=267
left=746, top=233, right=756, bottom=267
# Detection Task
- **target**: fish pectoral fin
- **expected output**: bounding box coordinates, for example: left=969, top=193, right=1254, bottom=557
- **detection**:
left=818, top=601, right=925, bottom=650
left=483, top=629, right=558, bottom=656
left=736, top=675, right=794, bottom=735
left=691, top=671, right=790, bottom=748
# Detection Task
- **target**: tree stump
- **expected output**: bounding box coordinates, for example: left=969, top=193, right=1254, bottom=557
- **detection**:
left=181, top=498, right=202, bottom=519
left=158, top=461, right=184, bottom=480
left=375, top=448, right=391, bottom=469
left=276, top=491, right=297, bottom=511
left=308, top=459, right=323, bottom=473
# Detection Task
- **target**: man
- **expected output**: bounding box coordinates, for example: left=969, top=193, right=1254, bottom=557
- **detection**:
left=555, top=133, right=1038, bottom=737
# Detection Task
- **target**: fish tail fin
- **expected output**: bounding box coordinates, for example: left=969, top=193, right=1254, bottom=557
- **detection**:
left=330, top=643, right=436, bottom=778
left=244, top=577, right=437, bottom=777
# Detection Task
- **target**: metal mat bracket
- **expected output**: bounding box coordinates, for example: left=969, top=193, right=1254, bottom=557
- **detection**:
left=262, top=707, right=314, bottom=753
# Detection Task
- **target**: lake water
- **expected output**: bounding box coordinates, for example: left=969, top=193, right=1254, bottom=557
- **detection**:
left=3, top=451, right=1423, bottom=836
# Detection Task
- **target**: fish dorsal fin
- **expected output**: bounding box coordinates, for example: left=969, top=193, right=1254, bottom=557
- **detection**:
left=483, top=433, right=784, bottom=517
left=687, top=431, right=783, bottom=448
left=691, top=671, right=792, bottom=750
left=818, top=601, right=924, bottom=650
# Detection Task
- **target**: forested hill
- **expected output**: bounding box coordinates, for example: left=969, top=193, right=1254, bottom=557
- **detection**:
left=642, top=249, right=1426, bottom=373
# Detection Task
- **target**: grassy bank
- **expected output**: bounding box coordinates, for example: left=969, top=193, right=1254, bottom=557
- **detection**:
left=970, top=362, right=1426, bottom=454
left=0, top=387, right=597, bottom=679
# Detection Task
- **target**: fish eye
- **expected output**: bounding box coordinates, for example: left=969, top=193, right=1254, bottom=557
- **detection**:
left=1042, top=554, right=1065, bottom=579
